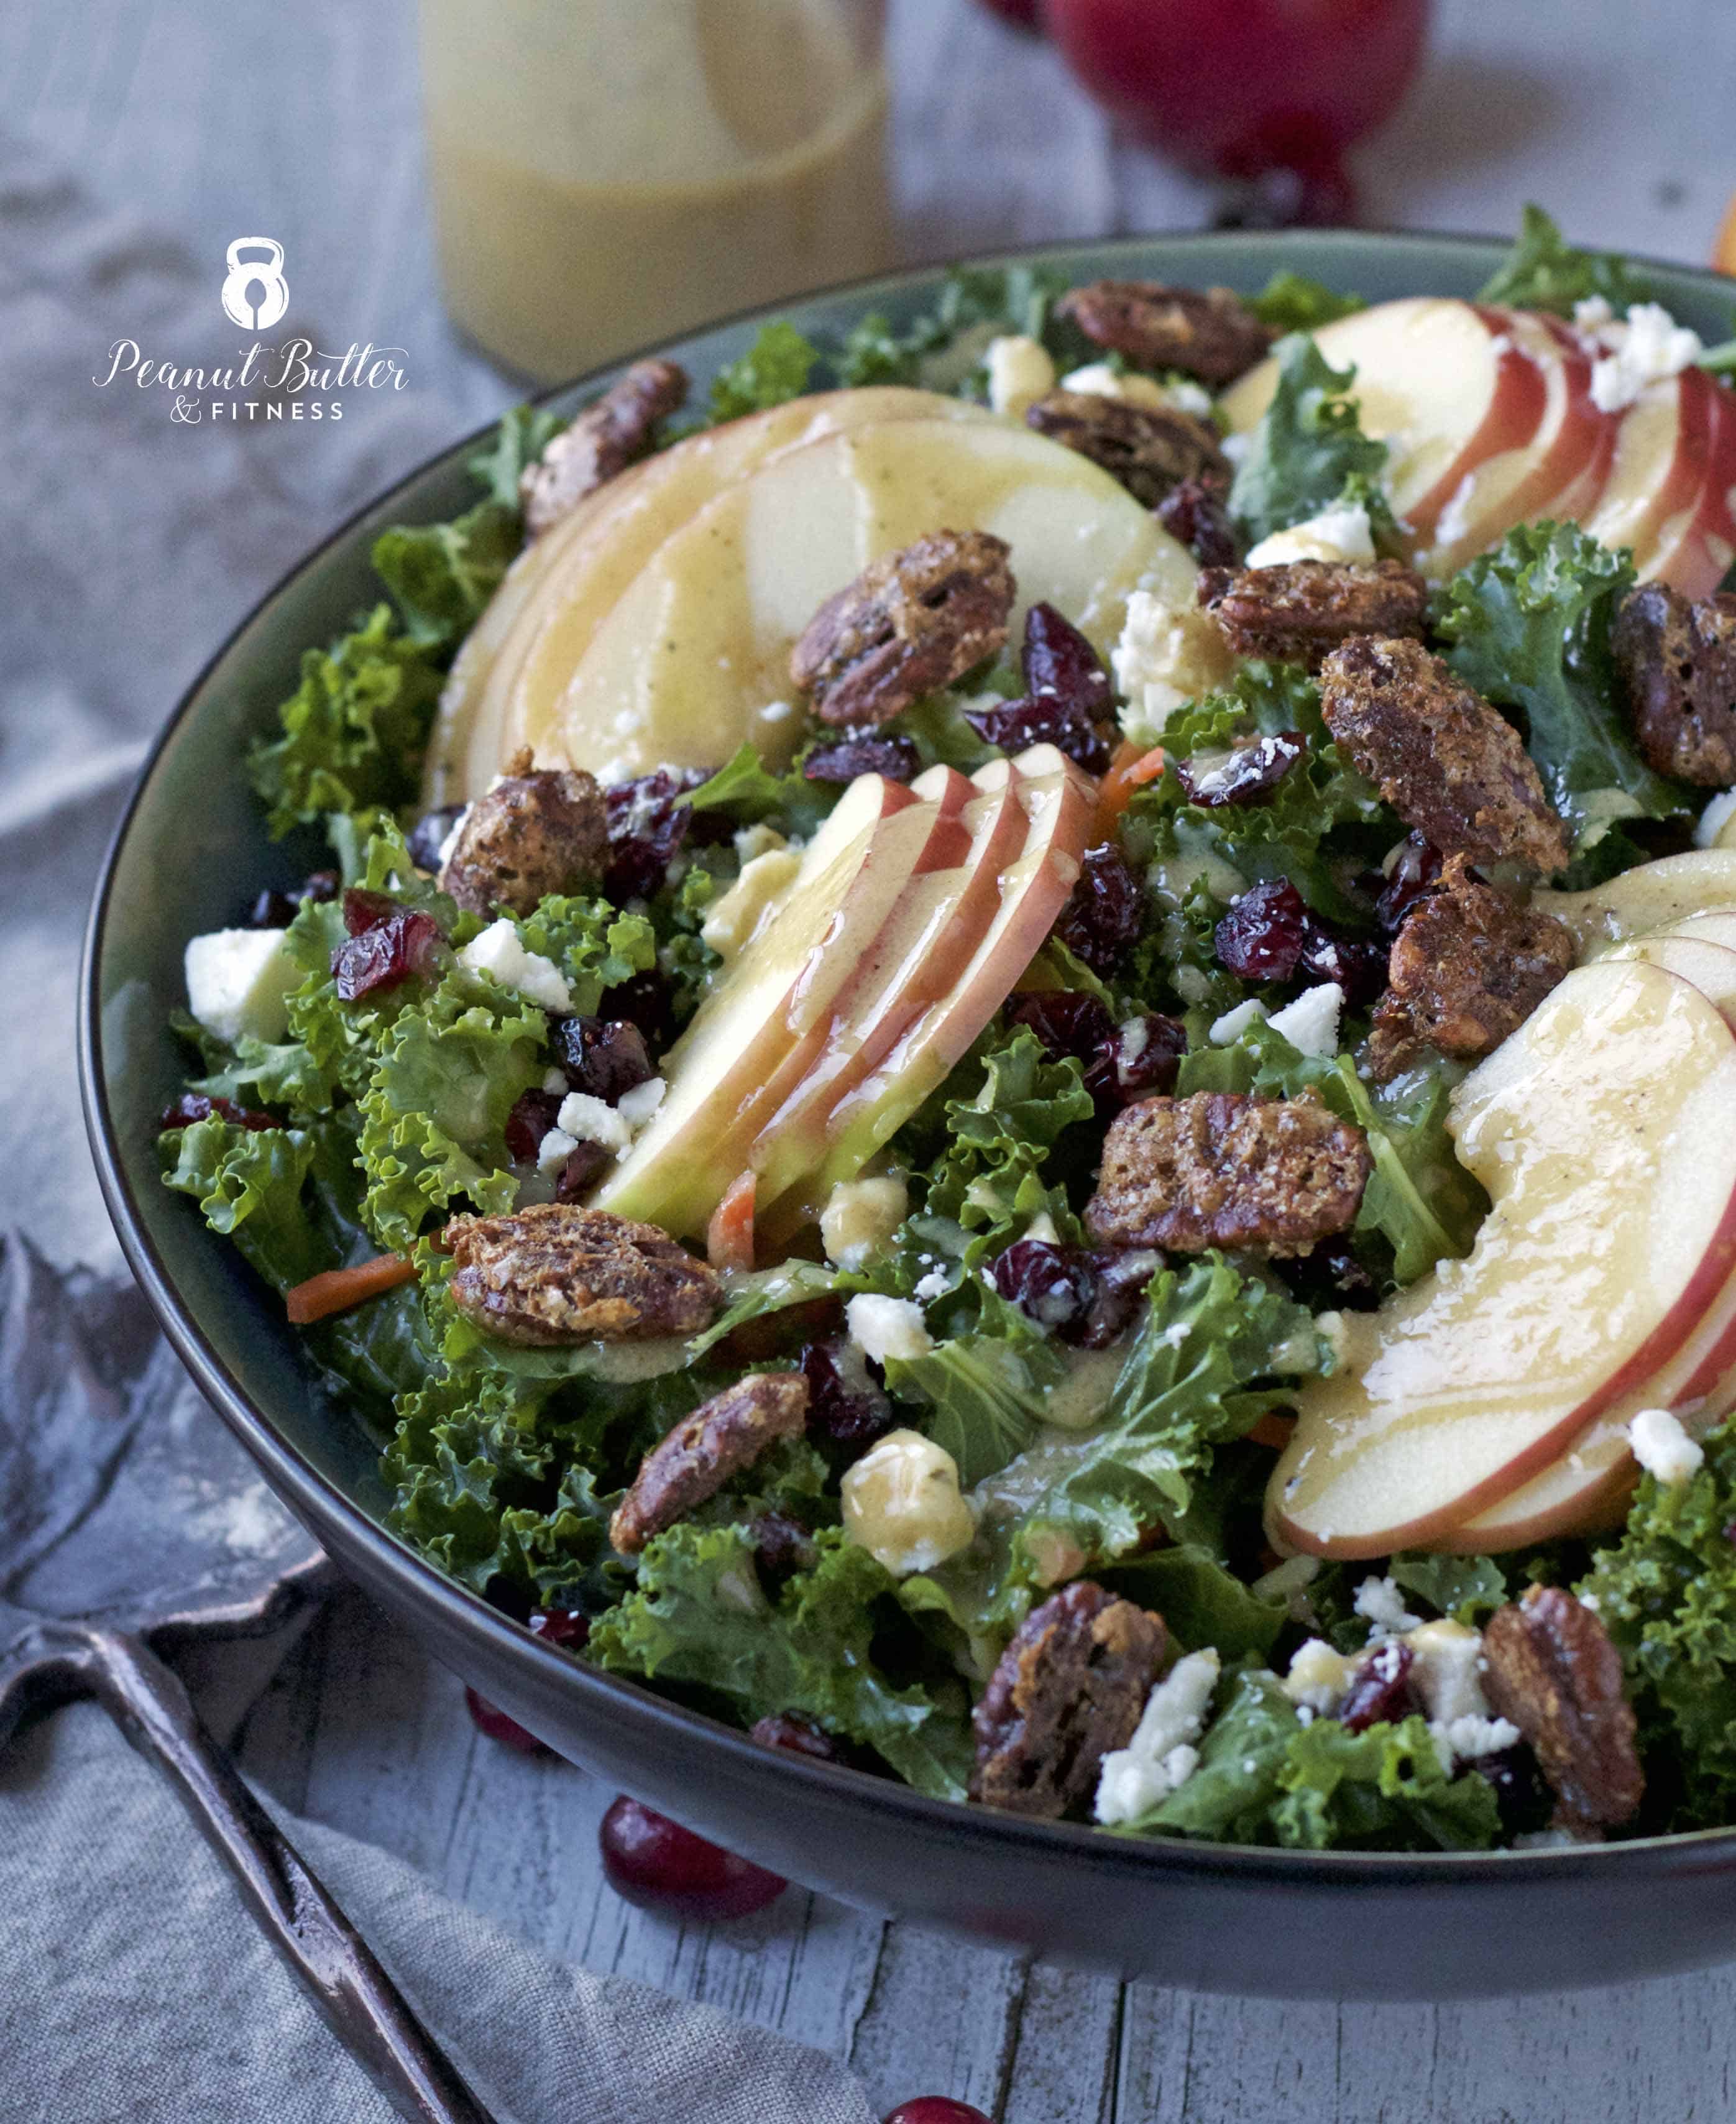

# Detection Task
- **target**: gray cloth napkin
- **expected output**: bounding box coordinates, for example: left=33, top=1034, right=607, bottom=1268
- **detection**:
left=0, top=127, right=876, bottom=2124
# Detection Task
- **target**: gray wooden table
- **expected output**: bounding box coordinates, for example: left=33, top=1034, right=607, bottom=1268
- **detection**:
left=11, top=0, right=1736, bottom=2113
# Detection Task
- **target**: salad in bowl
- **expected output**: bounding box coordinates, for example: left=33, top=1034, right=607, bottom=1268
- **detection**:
left=158, top=209, right=1736, bottom=1859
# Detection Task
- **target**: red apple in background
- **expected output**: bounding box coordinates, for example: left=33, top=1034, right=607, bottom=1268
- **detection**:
left=1045, top=0, right=1432, bottom=223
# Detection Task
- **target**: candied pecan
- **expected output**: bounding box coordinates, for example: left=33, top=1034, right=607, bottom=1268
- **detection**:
left=1083, top=1090, right=1371, bottom=1258
left=609, top=1371, right=808, bottom=1554
left=970, top=1582, right=1167, bottom=1819
left=1155, top=476, right=1242, bottom=568
left=1197, top=558, right=1429, bottom=671
left=1612, top=582, right=1736, bottom=786
left=444, top=1203, right=720, bottom=1346
left=438, top=747, right=609, bottom=916
left=1320, top=637, right=1571, bottom=875
left=1024, top=390, right=1229, bottom=509
left=1055, top=280, right=1275, bottom=387
left=1366, top=853, right=1575, bottom=1080
left=789, top=530, right=1016, bottom=728
left=519, top=359, right=688, bottom=536
left=1482, top=1586, right=1644, bottom=1832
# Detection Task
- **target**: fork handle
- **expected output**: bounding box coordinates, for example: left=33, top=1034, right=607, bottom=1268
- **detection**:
left=37, top=1621, right=498, bottom=2124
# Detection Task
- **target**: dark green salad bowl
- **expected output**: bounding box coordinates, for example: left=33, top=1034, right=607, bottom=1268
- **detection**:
left=81, top=229, right=1736, bottom=2000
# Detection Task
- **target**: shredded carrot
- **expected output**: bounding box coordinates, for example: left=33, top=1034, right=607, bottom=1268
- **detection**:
left=285, top=1252, right=416, bottom=1325
left=707, top=1171, right=757, bottom=1274
left=1097, top=740, right=1165, bottom=833
left=1246, top=1410, right=1297, bottom=1451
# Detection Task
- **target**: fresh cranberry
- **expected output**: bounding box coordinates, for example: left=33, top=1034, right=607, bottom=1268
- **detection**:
left=1023, top=600, right=1113, bottom=725
left=408, top=804, right=467, bottom=874
left=883, top=2100, right=994, bottom=2124
left=963, top=693, right=1111, bottom=775
left=1052, top=842, right=1145, bottom=973
left=799, top=1340, right=894, bottom=1455
left=751, top=1712, right=843, bottom=1762
left=991, top=1239, right=1096, bottom=1333
left=551, top=1015, right=653, bottom=1101
left=1275, top=1237, right=1379, bottom=1312
left=803, top=732, right=921, bottom=784
left=1075, top=1248, right=1155, bottom=1348
left=504, top=1087, right=565, bottom=1163
left=1214, top=878, right=1308, bottom=983
left=749, top=1512, right=817, bottom=1588
left=1376, top=834, right=1443, bottom=932
left=528, top=1606, right=589, bottom=1650
left=1337, top=1640, right=1419, bottom=1734
left=1090, top=1011, right=1187, bottom=1104
left=1175, top=730, right=1304, bottom=808
left=331, top=906, right=444, bottom=1001
left=464, top=1686, right=548, bottom=1755
left=604, top=768, right=725, bottom=903
left=1006, top=990, right=1116, bottom=1064
left=599, top=1795, right=786, bottom=1920
left=554, top=1142, right=612, bottom=1201
left=158, top=1092, right=277, bottom=1133
left=1469, top=1742, right=1553, bottom=1837
left=1155, top=477, right=1241, bottom=568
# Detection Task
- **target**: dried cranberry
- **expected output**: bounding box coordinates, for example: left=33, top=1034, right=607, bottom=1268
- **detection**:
left=1275, top=1237, right=1380, bottom=1313
left=1175, top=731, right=1305, bottom=808
left=1155, top=477, right=1241, bottom=569
left=301, top=870, right=339, bottom=906
left=1088, top=1012, right=1187, bottom=1105
left=1470, top=1743, right=1553, bottom=1838
left=751, top=1713, right=843, bottom=1762
left=158, top=1092, right=277, bottom=1133
left=598, top=1795, right=786, bottom=1921
left=1006, top=990, right=1116, bottom=1064
left=799, top=1340, right=894, bottom=1455
left=803, top=732, right=921, bottom=784
left=504, top=1087, right=565, bottom=1163
left=408, top=804, right=467, bottom=874
left=750, top=1510, right=817, bottom=1588
left=464, top=1686, right=548, bottom=1756
left=331, top=906, right=443, bottom=1001
left=604, top=768, right=723, bottom=902
left=883, top=2100, right=993, bottom=2124
left=604, top=968, right=676, bottom=1050
left=1337, top=1640, right=1420, bottom=1734
left=991, top=1239, right=1096, bottom=1334
left=528, top=1606, right=589, bottom=1650
left=1298, top=924, right=1389, bottom=1009
left=341, top=887, right=397, bottom=936
left=1376, top=834, right=1443, bottom=933
left=248, top=886, right=298, bottom=928
left=962, top=694, right=1111, bottom=774
left=551, top=1015, right=653, bottom=1101
left=1052, top=843, right=1145, bottom=973
left=1022, top=600, right=1113, bottom=724
left=554, top=1142, right=611, bottom=1201
left=1214, top=878, right=1308, bottom=983
left=1075, top=1248, right=1155, bottom=1348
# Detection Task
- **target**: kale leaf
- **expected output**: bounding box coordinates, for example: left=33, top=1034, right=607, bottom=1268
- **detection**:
left=1475, top=205, right=1656, bottom=318
left=1247, top=271, right=1365, bottom=334
left=1228, top=333, right=1392, bottom=546
left=709, top=321, right=820, bottom=421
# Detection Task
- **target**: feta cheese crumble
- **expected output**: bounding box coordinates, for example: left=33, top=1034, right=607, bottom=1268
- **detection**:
left=1354, top=1575, right=1422, bottom=1639
left=1244, top=500, right=1376, bottom=571
left=1282, top=1638, right=1358, bottom=1714
left=1208, top=998, right=1270, bottom=1045
left=820, top=1175, right=909, bottom=1271
left=615, top=1076, right=666, bottom=1128
left=458, top=919, right=572, bottom=1012
left=536, top=1127, right=577, bottom=1177
left=985, top=333, right=1058, bottom=419
left=555, top=1092, right=633, bottom=1154
left=1628, top=1405, right=1705, bottom=1486
left=845, top=1293, right=933, bottom=1366
left=1583, top=301, right=1704, bottom=414
left=1265, top=982, right=1344, bottom=1057
left=841, top=1430, right=975, bottom=1575
left=1112, top=584, right=1238, bottom=745
left=1095, top=1650, right=1221, bottom=1824
left=183, top=927, right=300, bottom=1046
left=1696, top=788, right=1736, bottom=850
left=1060, top=361, right=1171, bottom=410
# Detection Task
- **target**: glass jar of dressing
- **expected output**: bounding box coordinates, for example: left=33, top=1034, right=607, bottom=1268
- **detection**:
left=418, top=0, right=893, bottom=381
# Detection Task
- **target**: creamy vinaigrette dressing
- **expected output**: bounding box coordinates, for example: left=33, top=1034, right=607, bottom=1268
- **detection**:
left=420, top=0, right=892, bottom=380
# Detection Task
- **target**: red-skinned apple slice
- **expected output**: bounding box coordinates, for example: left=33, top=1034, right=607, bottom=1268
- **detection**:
left=1646, top=370, right=1736, bottom=595
left=1267, top=960, right=1736, bottom=1560
left=588, top=771, right=932, bottom=1238
left=779, top=743, right=1098, bottom=1226
left=746, top=762, right=1031, bottom=1226
left=1530, top=313, right=1622, bottom=522
left=1669, top=908, right=1736, bottom=950
left=1582, top=365, right=1716, bottom=574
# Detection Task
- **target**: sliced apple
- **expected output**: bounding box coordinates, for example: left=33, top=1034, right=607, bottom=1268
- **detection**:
left=589, top=771, right=929, bottom=1237
left=746, top=758, right=1033, bottom=1226
left=1219, top=298, right=1545, bottom=552
left=528, top=416, right=1195, bottom=784
left=1582, top=365, right=1716, bottom=574
left=423, top=387, right=993, bottom=803
left=1669, top=907, right=1736, bottom=950
left=781, top=743, right=1099, bottom=1227
left=1529, top=314, right=1622, bottom=523
left=1645, top=372, right=1736, bottom=595
left=1535, top=850, right=1736, bottom=954
left=1267, top=960, right=1736, bottom=1559
left=1605, top=929, right=1736, bottom=1017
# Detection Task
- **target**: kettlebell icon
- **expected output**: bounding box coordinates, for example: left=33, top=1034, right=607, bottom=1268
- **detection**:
left=222, top=237, right=288, bottom=331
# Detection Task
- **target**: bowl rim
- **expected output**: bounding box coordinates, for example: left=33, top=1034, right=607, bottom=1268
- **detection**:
left=79, top=222, right=1736, bottom=1888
